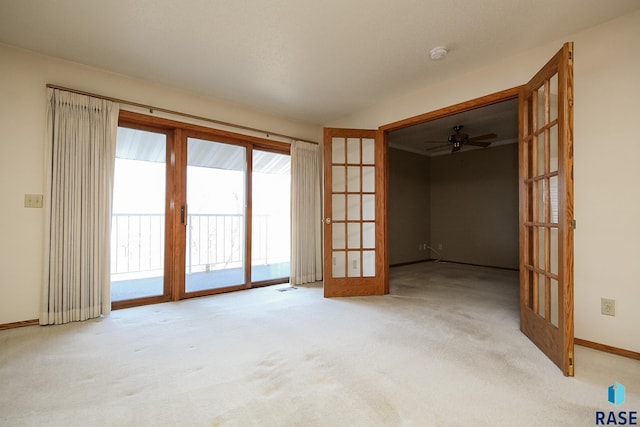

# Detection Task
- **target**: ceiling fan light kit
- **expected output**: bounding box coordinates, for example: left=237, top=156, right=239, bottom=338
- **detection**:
left=446, top=125, right=496, bottom=153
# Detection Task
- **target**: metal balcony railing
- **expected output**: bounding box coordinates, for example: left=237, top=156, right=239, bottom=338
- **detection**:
left=110, top=213, right=289, bottom=280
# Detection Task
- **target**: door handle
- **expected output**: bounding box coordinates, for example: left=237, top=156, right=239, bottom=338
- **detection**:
left=325, top=218, right=331, bottom=224
left=181, top=204, right=188, bottom=225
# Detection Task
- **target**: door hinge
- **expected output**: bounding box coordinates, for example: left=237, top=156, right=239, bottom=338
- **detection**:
left=569, top=219, right=576, bottom=230
left=568, top=350, right=574, bottom=376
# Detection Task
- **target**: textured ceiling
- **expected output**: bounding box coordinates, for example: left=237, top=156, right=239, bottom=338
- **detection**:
left=1, top=1, right=639, bottom=125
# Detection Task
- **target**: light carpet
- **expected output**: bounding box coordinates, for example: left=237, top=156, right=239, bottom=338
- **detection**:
left=1, top=262, right=638, bottom=426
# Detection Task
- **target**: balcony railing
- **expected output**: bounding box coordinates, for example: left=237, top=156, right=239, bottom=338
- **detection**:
left=110, top=213, right=289, bottom=280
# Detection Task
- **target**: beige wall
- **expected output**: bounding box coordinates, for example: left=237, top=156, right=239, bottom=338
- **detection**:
left=389, top=144, right=518, bottom=269
left=331, top=10, right=640, bottom=353
left=0, top=44, right=321, bottom=325
left=388, top=148, right=431, bottom=265
left=430, top=144, right=519, bottom=269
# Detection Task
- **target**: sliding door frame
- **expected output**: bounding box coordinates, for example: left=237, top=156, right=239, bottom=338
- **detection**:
left=112, top=111, right=291, bottom=309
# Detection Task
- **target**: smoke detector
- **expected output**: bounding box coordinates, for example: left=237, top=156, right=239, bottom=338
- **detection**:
left=430, top=47, right=448, bottom=60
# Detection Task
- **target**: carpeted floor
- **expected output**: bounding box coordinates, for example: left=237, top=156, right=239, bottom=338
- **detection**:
left=1, top=262, right=638, bottom=426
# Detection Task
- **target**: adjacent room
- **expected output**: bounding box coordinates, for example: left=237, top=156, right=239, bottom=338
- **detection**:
left=388, top=98, right=519, bottom=270
left=386, top=98, right=522, bottom=341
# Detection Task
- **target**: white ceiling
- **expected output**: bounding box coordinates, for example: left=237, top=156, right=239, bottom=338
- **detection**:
left=1, top=1, right=639, bottom=126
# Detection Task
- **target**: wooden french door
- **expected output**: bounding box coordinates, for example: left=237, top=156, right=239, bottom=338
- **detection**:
left=519, top=43, right=574, bottom=376
left=323, top=128, right=388, bottom=297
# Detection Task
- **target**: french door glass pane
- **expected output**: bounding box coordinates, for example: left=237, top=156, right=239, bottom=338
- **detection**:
left=332, top=194, right=346, bottom=220
left=347, top=166, right=361, bottom=192
left=550, top=125, right=559, bottom=172
left=363, top=250, right=375, bottom=277
left=550, top=279, right=559, bottom=327
left=362, top=223, right=375, bottom=249
left=111, top=127, right=166, bottom=302
left=537, top=86, right=546, bottom=130
left=362, top=166, right=375, bottom=192
left=549, top=73, right=559, bottom=122
left=363, top=195, right=375, bottom=221
left=347, top=195, right=360, bottom=220
left=332, top=138, right=345, bottom=163
left=537, top=134, right=546, bottom=176
left=550, top=175, right=559, bottom=223
left=536, top=180, right=546, bottom=222
left=550, top=227, right=559, bottom=275
left=347, top=251, right=360, bottom=277
left=333, top=252, right=346, bottom=278
left=332, top=223, right=346, bottom=249
left=186, top=138, right=246, bottom=292
left=538, top=274, right=546, bottom=317
left=362, top=139, right=375, bottom=164
left=332, top=166, right=345, bottom=192
left=347, top=138, right=360, bottom=163
left=251, top=150, right=291, bottom=282
left=347, top=223, right=360, bottom=249
left=538, top=227, right=546, bottom=271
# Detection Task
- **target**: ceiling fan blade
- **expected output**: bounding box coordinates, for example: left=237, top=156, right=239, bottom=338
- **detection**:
left=422, top=140, right=447, bottom=145
left=425, top=144, right=450, bottom=152
left=466, top=141, right=492, bottom=148
left=468, top=133, right=497, bottom=142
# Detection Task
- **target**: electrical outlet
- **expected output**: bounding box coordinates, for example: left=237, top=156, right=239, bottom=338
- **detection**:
left=438, top=243, right=443, bottom=251
left=24, top=194, right=43, bottom=208
left=601, top=298, right=615, bottom=316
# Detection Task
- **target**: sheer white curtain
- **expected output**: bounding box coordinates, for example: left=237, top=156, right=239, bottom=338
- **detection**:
left=41, top=89, right=119, bottom=325
left=290, top=140, right=323, bottom=284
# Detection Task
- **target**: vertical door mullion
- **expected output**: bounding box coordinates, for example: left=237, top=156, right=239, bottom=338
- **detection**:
left=246, top=146, right=253, bottom=287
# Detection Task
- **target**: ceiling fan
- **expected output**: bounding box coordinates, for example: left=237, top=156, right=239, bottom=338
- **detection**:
left=427, top=125, right=497, bottom=153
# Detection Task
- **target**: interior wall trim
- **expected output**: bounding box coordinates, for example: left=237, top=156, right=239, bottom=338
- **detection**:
left=437, top=260, right=520, bottom=272
left=389, top=259, right=435, bottom=268
left=0, top=319, right=39, bottom=330
left=575, top=337, right=640, bottom=361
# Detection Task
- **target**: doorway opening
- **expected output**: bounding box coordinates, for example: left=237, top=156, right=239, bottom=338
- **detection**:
left=386, top=96, right=520, bottom=270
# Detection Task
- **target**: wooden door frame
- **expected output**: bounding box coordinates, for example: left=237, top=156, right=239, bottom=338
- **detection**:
left=379, top=87, right=522, bottom=134
left=379, top=86, right=522, bottom=293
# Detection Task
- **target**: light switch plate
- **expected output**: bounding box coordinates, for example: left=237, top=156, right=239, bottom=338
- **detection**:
left=601, top=298, right=615, bottom=316
left=24, top=194, right=43, bottom=208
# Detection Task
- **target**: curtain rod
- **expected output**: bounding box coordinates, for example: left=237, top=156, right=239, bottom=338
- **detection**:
left=46, top=84, right=318, bottom=145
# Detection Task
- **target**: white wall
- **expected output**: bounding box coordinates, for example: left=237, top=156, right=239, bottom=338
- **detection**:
left=0, top=43, right=321, bottom=325
left=330, top=10, right=640, bottom=353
